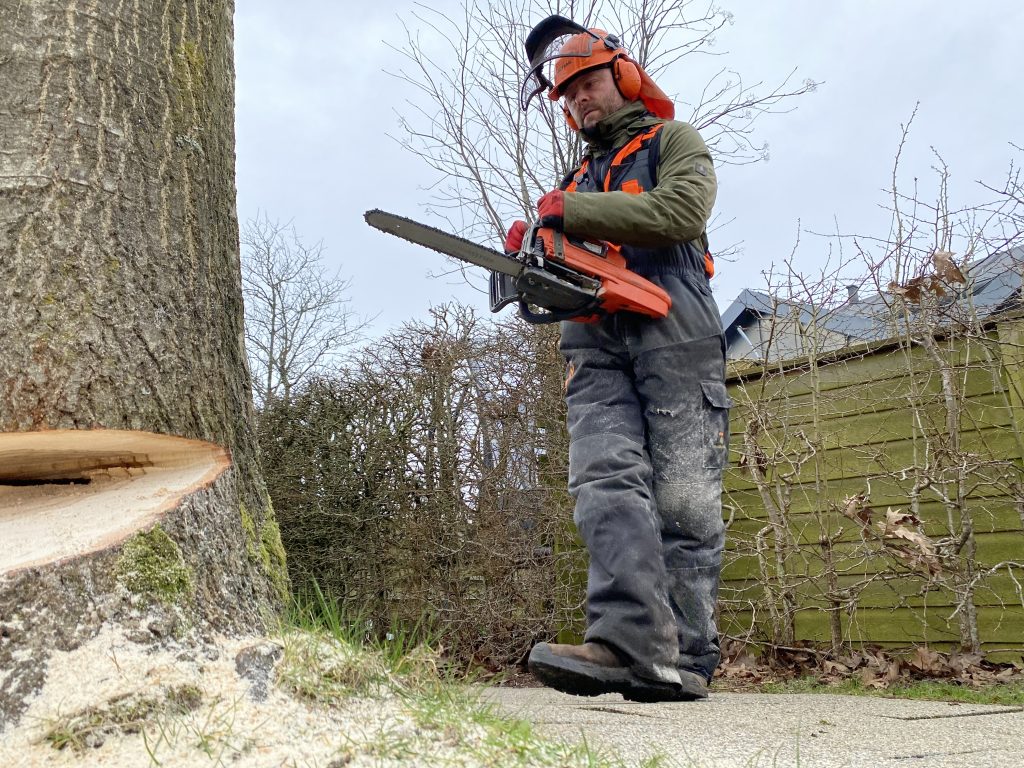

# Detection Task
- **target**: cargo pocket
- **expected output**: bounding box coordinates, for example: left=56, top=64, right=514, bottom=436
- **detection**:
left=700, top=380, right=732, bottom=473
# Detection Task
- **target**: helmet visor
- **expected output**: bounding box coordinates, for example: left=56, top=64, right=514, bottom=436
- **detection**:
left=519, top=16, right=604, bottom=111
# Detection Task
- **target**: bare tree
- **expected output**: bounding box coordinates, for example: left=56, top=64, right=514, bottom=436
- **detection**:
left=242, top=214, right=369, bottom=407
left=388, top=0, right=817, bottom=251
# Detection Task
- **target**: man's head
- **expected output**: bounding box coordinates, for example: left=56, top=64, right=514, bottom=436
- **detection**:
left=548, top=29, right=641, bottom=99
left=520, top=16, right=675, bottom=130
left=545, top=28, right=640, bottom=131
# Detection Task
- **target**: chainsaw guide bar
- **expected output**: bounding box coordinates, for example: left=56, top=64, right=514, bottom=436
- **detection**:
left=364, top=209, right=525, bottom=278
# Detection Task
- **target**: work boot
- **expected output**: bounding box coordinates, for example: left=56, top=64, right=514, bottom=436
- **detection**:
left=528, top=641, right=683, bottom=703
left=672, top=668, right=709, bottom=701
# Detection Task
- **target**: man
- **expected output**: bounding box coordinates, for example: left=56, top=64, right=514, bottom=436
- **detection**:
left=510, top=16, right=730, bottom=703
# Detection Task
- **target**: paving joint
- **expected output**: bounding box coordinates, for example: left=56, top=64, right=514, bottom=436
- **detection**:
left=880, top=706, right=1024, bottom=721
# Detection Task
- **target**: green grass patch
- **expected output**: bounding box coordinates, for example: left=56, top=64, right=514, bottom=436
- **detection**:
left=287, top=581, right=441, bottom=669
left=400, top=683, right=627, bottom=767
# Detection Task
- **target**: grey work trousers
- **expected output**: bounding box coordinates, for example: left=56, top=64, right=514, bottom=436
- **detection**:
left=559, top=271, right=729, bottom=685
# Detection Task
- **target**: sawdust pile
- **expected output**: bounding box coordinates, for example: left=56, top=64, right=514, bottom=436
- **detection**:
left=0, top=625, right=486, bottom=767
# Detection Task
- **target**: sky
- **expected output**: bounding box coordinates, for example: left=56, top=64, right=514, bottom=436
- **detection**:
left=234, top=2, right=1024, bottom=337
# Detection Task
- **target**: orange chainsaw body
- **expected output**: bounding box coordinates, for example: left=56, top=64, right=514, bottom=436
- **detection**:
left=534, top=226, right=671, bottom=320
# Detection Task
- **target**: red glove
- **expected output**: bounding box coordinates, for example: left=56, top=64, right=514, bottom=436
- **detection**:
left=504, top=220, right=528, bottom=254
left=537, top=190, right=565, bottom=229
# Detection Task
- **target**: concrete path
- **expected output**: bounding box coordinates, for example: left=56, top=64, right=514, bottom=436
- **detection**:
left=486, top=687, right=1024, bottom=768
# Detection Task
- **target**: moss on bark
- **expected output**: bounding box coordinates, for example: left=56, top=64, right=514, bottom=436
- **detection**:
left=240, top=502, right=290, bottom=603
left=115, top=527, right=195, bottom=607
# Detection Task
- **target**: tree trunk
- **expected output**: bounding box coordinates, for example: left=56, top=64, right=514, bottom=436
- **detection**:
left=0, top=0, right=286, bottom=729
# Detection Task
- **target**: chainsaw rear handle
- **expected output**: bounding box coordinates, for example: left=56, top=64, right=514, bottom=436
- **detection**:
left=518, top=300, right=598, bottom=324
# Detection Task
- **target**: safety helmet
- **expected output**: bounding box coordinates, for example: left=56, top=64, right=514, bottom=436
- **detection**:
left=520, top=15, right=675, bottom=123
left=547, top=28, right=631, bottom=100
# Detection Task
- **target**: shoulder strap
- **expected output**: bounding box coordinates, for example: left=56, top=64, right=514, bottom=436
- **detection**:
left=602, top=122, right=665, bottom=191
left=562, top=158, right=590, bottom=192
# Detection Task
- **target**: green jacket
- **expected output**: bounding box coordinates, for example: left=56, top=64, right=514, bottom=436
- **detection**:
left=562, top=102, right=717, bottom=249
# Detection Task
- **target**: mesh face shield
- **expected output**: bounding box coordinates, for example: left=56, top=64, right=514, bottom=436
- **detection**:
left=519, top=15, right=613, bottom=111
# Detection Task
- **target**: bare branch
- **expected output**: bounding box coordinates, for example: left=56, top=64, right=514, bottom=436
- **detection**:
left=241, top=213, right=372, bottom=407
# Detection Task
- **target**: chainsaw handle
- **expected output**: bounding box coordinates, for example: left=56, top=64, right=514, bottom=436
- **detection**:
left=518, top=300, right=601, bottom=325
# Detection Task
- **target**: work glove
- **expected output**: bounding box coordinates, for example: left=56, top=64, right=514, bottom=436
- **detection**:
left=504, top=219, right=528, bottom=254
left=537, top=190, right=565, bottom=230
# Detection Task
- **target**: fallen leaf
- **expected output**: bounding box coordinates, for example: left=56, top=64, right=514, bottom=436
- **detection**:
left=883, top=658, right=902, bottom=685
left=860, top=666, right=888, bottom=689
left=821, top=660, right=849, bottom=679
left=949, top=652, right=985, bottom=675
left=910, top=646, right=944, bottom=674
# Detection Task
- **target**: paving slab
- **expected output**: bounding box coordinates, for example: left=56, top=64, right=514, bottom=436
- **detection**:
left=486, top=687, right=1024, bottom=768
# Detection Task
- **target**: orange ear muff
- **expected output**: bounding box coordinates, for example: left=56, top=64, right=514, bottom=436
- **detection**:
left=612, top=56, right=642, bottom=101
left=562, top=104, right=580, bottom=131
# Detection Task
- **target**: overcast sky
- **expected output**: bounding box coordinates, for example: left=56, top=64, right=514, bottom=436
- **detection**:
left=234, top=2, right=1024, bottom=336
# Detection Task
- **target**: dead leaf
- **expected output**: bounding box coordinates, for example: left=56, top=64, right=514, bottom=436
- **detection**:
left=881, top=508, right=922, bottom=531
left=838, top=652, right=865, bottom=670
left=876, top=508, right=944, bottom=575
left=888, top=526, right=934, bottom=552
left=889, top=278, right=925, bottom=303
left=822, top=660, right=850, bottom=676
left=841, top=494, right=873, bottom=526
left=910, top=646, right=943, bottom=674
left=905, top=276, right=926, bottom=302
left=883, top=658, right=903, bottom=685
left=860, top=666, right=888, bottom=689
left=933, top=251, right=967, bottom=284
left=949, top=652, right=985, bottom=675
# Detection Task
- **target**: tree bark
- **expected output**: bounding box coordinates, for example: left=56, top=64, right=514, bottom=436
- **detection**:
left=0, top=0, right=285, bottom=729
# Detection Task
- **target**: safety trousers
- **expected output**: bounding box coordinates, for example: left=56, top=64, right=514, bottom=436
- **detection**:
left=560, top=309, right=730, bottom=685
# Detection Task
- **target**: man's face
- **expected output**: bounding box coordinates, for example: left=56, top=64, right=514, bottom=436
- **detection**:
left=563, top=66, right=629, bottom=131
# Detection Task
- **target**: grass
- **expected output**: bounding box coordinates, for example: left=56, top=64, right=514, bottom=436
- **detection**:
left=757, top=675, right=1024, bottom=705
left=398, top=682, right=627, bottom=767
left=280, top=584, right=656, bottom=767
left=42, top=684, right=204, bottom=752
left=279, top=581, right=446, bottom=703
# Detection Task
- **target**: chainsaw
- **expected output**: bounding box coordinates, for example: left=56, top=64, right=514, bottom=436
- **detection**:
left=364, top=210, right=671, bottom=324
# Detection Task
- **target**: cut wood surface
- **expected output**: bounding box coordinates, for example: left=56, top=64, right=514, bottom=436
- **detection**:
left=0, top=430, right=228, bottom=574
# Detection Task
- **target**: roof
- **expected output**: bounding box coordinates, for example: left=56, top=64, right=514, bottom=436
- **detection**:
left=721, top=246, right=1024, bottom=359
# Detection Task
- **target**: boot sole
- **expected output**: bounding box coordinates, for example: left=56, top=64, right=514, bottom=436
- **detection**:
left=528, top=644, right=693, bottom=703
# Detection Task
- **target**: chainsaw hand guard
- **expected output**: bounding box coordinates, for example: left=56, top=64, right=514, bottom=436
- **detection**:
left=489, top=271, right=519, bottom=313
